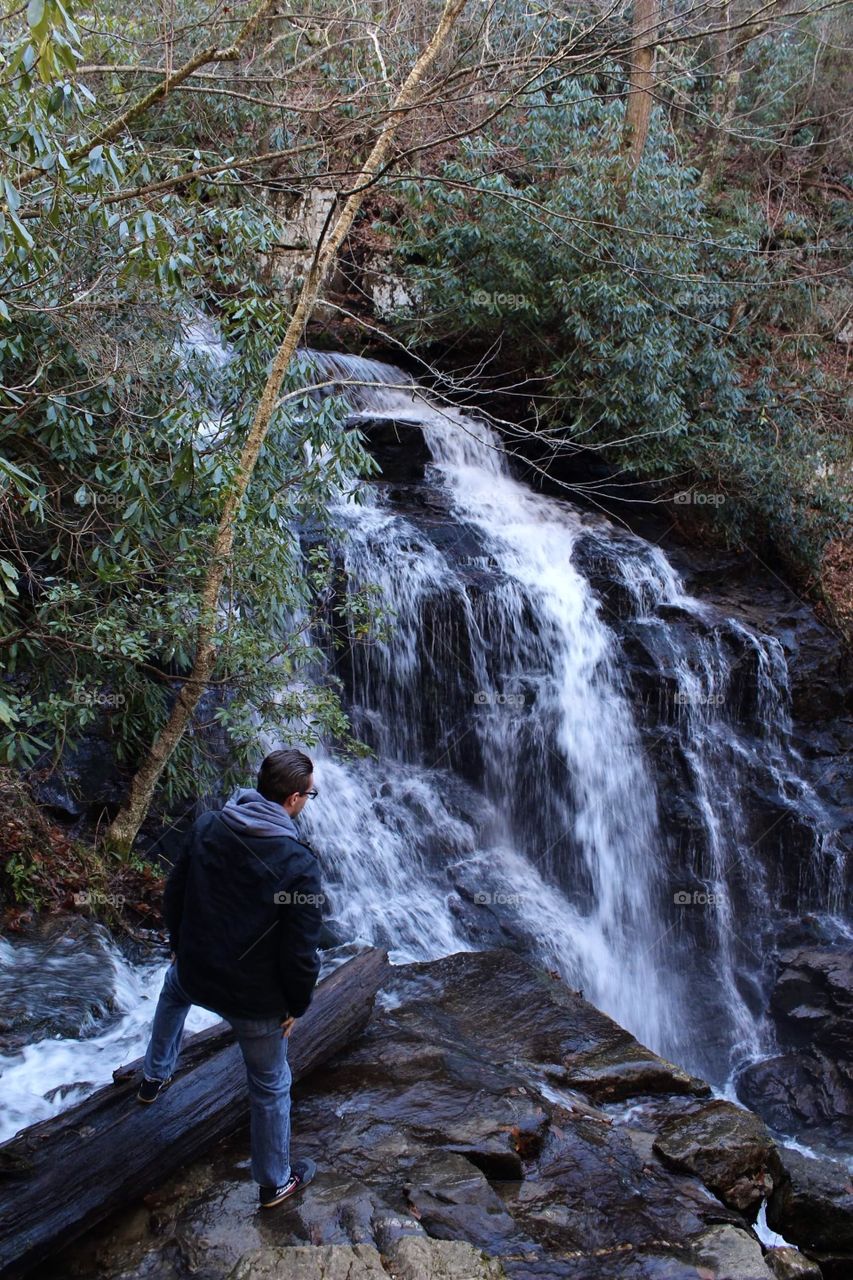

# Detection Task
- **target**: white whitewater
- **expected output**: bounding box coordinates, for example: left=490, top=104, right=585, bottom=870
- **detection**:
left=1, top=349, right=846, bottom=1151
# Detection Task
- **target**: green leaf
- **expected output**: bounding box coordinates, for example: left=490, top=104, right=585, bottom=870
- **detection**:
left=3, top=179, right=21, bottom=213
left=7, top=208, right=34, bottom=250
left=27, top=0, right=46, bottom=34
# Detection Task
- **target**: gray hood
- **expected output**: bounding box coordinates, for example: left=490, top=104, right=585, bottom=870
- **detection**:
left=218, top=787, right=301, bottom=839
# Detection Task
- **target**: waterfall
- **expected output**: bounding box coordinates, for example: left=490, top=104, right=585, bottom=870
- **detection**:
left=1, top=344, right=846, bottom=1144
left=294, top=352, right=847, bottom=1087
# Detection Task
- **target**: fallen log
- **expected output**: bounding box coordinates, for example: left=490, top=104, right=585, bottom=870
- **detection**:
left=0, top=945, right=390, bottom=1278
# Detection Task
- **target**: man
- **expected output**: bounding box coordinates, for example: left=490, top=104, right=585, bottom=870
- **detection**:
left=138, top=747, right=324, bottom=1208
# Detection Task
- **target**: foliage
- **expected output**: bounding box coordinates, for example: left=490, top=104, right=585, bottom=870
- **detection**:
left=0, top=1, right=386, bottom=811
left=0, top=0, right=851, bottom=839
left=382, top=73, right=851, bottom=575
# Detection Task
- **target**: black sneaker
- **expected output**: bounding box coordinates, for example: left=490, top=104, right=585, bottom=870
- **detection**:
left=137, top=1075, right=172, bottom=1104
left=258, top=1157, right=317, bottom=1208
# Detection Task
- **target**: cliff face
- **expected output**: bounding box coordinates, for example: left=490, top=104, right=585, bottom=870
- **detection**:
left=346, top=412, right=852, bottom=1144
left=38, top=948, right=852, bottom=1280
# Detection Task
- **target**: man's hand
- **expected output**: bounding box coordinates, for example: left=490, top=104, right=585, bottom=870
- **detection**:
left=280, top=1016, right=296, bottom=1039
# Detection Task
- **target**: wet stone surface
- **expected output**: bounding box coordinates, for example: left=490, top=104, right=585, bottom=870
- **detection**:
left=31, top=949, right=851, bottom=1280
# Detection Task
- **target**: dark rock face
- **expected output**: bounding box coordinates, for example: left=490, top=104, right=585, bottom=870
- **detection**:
left=766, top=1145, right=853, bottom=1254
left=28, top=737, right=129, bottom=829
left=658, top=543, right=853, bottom=876
left=737, top=1051, right=853, bottom=1151
left=348, top=417, right=432, bottom=484
left=770, top=949, right=853, bottom=1056
left=567, top=528, right=853, bottom=902
left=737, top=946, right=853, bottom=1149
left=40, top=948, right=850, bottom=1280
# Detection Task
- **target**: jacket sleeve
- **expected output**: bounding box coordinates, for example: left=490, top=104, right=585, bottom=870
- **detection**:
left=162, top=823, right=194, bottom=952
left=276, top=855, right=324, bottom=1018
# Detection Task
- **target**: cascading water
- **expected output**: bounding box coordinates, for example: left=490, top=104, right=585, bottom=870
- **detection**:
left=307, top=402, right=674, bottom=1059
left=0, top=928, right=218, bottom=1143
left=1, top=345, right=847, bottom=1157
left=295, top=352, right=847, bottom=1092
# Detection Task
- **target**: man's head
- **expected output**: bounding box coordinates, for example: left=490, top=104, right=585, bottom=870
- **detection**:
left=257, top=748, right=316, bottom=817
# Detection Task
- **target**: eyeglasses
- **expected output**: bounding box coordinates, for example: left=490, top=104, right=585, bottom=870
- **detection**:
left=298, top=788, right=318, bottom=799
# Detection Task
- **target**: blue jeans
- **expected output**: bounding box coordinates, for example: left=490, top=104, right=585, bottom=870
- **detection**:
left=143, top=961, right=292, bottom=1188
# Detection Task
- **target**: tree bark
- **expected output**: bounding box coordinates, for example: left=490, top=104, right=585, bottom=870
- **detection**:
left=0, top=946, right=390, bottom=1278
left=622, top=0, right=660, bottom=173
left=700, top=9, right=776, bottom=190
left=106, top=0, right=470, bottom=852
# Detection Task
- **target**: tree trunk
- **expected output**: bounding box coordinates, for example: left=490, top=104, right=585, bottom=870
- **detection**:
left=700, top=9, right=775, bottom=190
left=0, top=946, right=390, bottom=1278
left=622, top=0, right=660, bottom=172
left=106, top=0, right=470, bottom=853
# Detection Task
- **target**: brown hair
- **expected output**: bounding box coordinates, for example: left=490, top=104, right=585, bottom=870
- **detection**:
left=257, top=748, right=314, bottom=803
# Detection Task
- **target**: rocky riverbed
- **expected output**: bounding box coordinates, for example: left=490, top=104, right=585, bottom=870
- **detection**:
left=30, top=948, right=853, bottom=1280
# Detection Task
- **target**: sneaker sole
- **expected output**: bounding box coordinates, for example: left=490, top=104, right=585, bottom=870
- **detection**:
left=136, top=1079, right=172, bottom=1104
left=259, top=1180, right=300, bottom=1208
left=260, top=1159, right=316, bottom=1208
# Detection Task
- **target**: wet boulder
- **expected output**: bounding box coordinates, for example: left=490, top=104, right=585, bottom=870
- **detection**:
left=403, top=1150, right=528, bottom=1253
left=230, top=1238, right=507, bottom=1280
left=375, top=948, right=710, bottom=1105
left=738, top=945, right=853, bottom=1148
left=651, top=1099, right=783, bottom=1216
left=764, top=1245, right=823, bottom=1279
left=688, top=1224, right=774, bottom=1280
left=766, top=1145, right=853, bottom=1253
left=736, top=1047, right=853, bottom=1148
left=551, top=1042, right=709, bottom=1103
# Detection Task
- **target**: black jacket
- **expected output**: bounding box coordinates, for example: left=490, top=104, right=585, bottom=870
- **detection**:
left=162, top=796, right=324, bottom=1020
